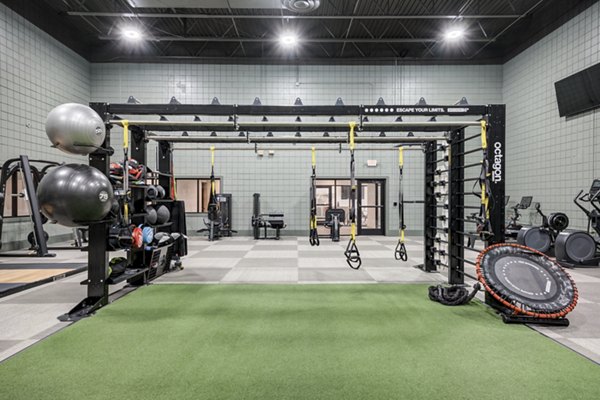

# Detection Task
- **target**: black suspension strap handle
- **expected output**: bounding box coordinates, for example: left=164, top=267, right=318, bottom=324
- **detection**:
left=394, top=146, right=408, bottom=261
left=309, top=146, right=320, bottom=246
left=344, top=122, right=361, bottom=269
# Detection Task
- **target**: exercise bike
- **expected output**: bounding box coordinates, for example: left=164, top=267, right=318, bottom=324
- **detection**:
left=555, top=180, right=600, bottom=268
left=517, top=202, right=569, bottom=255
left=505, top=196, right=533, bottom=239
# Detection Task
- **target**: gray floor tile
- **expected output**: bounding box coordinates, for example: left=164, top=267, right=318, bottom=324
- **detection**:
left=156, top=268, right=230, bottom=283
left=197, top=251, right=249, bottom=258
left=1, top=282, right=86, bottom=304
left=245, top=250, right=298, bottom=258
left=0, top=340, right=22, bottom=353
left=234, top=258, right=298, bottom=268
left=183, top=258, right=242, bottom=269
left=222, top=268, right=298, bottom=283
left=298, top=250, right=344, bottom=258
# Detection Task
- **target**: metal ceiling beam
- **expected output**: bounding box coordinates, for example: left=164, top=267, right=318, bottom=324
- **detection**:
left=98, top=36, right=490, bottom=43
left=66, top=12, right=521, bottom=20
left=147, top=135, right=444, bottom=143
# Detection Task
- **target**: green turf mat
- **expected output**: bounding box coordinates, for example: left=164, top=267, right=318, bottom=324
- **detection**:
left=1, top=284, right=599, bottom=399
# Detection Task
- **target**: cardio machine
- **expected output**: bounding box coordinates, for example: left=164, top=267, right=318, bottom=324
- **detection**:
left=517, top=202, right=569, bottom=255
left=324, top=208, right=345, bottom=242
left=505, top=196, right=533, bottom=239
left=555, top=180, right=600, bottom=268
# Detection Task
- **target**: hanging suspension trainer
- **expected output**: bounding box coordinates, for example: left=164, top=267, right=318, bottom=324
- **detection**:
left=344, top=121, right=362, bottom=270
left=468, top=120, right=493, bottom=247
left=210, top=146, right=217, bottom=204
left=394, top=146, right=408, bottom=261
left=309, top=146, right=320, bottom=246
left=122, top=120, right=130, bottom=222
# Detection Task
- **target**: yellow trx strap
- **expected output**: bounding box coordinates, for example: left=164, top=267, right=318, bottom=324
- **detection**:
left=480, top=121, right=489, bottom=218
left=480, top=120, right=488, bottom=150
left=399, top=146, right=404, bottom=242
left=349, top=121, right=356, bottom=151
left=311, top=146, right=316, bottom=168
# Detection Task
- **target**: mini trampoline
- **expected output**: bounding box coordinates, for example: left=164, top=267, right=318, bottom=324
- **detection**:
left=476, top=243, right=578, bottom=319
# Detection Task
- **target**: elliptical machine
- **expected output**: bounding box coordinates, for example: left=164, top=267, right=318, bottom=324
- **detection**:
left=505, top=196, right=533, bottom=239
left=555, top=180, right=600, bottom=268
left=517, top=202, right=569, bottom=255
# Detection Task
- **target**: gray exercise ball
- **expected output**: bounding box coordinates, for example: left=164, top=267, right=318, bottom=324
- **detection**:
left=37, top=164, right=114, bottom=227
left=156, top=205, right=171, bottom=224
left=145, top=206, right=158, bottom=225
left=45, top=103, right=106, bottom=155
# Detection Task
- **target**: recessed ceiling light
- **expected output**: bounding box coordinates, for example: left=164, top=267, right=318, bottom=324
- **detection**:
left=444, top=28, right=465, bottom=41
left=121, top=28, right=143, bottom=41
left=279, top=33, right=298, bottom=46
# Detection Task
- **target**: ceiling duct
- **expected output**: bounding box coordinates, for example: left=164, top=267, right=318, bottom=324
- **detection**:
left=281, top=0, right=320, bottom=13
left=126, top=0, right=319, bottom=12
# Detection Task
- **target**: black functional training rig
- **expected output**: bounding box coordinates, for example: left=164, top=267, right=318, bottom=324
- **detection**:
left=64, top=98, right=505, bottom=319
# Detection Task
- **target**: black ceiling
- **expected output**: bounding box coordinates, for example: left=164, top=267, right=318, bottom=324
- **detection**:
left=2, top=0, right=597, bottom=64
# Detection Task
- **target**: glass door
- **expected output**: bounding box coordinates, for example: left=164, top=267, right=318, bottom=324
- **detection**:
left=357, top=179, right=385, bottom=235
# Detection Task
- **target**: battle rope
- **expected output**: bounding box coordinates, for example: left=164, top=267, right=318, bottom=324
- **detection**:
left=309, top=146, right=320, bottom=246
left=394, top=146, right=408, bottom=261
left=344, top=121, right=361, bottom=269
left=428, top=283, right=481, bottom=306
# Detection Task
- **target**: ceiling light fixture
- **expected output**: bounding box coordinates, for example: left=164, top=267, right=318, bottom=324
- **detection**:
left=121, top=27, right=143, bottom=41
left=444, top=28, right=465, bottom=41
left=279, top=33, right=298, bottom=47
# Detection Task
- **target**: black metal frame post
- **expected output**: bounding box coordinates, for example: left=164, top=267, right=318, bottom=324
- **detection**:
left=486, top=105, right=506, bottom=245
left=449, top=129, right=465, bottom=285
left=59, top=103, right=112, bottom=321
left=421, top=141, right=437, bottom=272
left=158, top=141, right=173, bottom=199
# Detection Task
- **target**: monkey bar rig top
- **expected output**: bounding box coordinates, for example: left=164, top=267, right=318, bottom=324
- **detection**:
left=61, top=100, right=505, bottom=321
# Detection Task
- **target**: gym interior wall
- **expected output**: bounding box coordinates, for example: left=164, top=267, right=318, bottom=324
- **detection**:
left=0, top=4, right=91, bottom=249
left=91, top=63, right=503, bottom=236
left=503, top=2, right=600, bottom=230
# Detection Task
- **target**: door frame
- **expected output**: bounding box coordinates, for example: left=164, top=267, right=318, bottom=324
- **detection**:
left=357, top=179, right=386, bottom=235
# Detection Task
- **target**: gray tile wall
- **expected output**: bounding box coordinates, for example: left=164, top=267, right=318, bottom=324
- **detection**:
left=91, top=63, right=503, bottom=235
left=0, top=4, right=91, bottom=249
left=503, top=2, right=600, bottom=230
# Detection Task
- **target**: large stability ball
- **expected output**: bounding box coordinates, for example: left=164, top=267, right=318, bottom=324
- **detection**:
left=37, top=164, right=114, bottom=227
left=45, top=103, right=106, bottom=155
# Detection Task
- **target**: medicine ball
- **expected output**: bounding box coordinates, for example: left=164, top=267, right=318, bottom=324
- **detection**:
left=156, top=185, right=166, bottom=199
left=156, top=205, right=170, bottom=224
left=45, top=103, right=106, bottom=155
left=140, top=225, right=154, bottom=244
left=145, top=206, right=158, bottom=225
left=132, top=226, right=143, bottom=249
left=146, top=185, right=158, bottom=200
left=37, top=164, right=114, bottom=227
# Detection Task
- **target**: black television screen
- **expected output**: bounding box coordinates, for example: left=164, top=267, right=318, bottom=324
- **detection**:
left=555, top=62, right=600, bottom=117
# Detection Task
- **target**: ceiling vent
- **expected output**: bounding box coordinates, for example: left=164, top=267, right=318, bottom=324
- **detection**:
left=281, top=0, right=320, bottom=13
